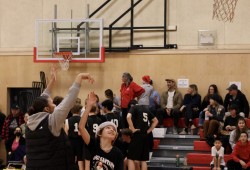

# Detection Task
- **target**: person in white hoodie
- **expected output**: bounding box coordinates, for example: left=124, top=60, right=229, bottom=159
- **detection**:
left=25, top=66, right=94, bottom=170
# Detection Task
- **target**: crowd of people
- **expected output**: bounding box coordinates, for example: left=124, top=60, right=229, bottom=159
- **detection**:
left=1, top=68, right=250, bottom=170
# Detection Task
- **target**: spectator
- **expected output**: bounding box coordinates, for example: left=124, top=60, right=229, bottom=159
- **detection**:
left=120, top=72, right=145, bottom=128
left=203, top=94, right=225, bottom=139
left=2, top=103, right=24, bottom=159
left=227, top=132, right=250, bottom=170
left=156, top=79, right=183, bottom=134
left=138, top=75, right=153, bottom=107
left=149, top=80, right=160, bottom=116
left=229, top=117, right=249, bottom=150
left=210, top=138, right=225, bottom=170
left=6, top=127, right=26, bottom=163
left=20, top=113, right=29, bottom=138
left=179, top=84, right=201, bottom=135
left=224, top=84, right=249, bottom=118
left=198, top=84, right=223, bottom=127
left=0, top=110, right=6, bottom=139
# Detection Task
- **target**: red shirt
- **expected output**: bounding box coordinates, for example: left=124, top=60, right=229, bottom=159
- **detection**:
left=120, top=82, right=145, bottom=108
left=232, top=141, right=250, bottom=167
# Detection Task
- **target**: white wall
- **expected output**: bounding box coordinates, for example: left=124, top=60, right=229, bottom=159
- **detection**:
left=0, top=0, right=249, bottom=51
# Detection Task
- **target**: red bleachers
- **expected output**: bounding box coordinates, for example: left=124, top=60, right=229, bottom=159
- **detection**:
left=193, top=141, right=211, bottom=151
left=246, top=118, right=250, bottom=128
left=153, top=139, right=160, bottom=149
left=187, top=153, right=232, bottom=165
left=163, top=117, right=199, bottom=128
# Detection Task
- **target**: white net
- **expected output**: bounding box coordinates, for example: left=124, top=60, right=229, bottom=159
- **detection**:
left=53, top=52, right=72, bottom=71
left=213, top=0, right=238, bottom=22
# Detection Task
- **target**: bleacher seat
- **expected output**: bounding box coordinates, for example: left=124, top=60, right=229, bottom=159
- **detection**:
left=153, top=139, right=160, bottom=149
left=193, top=141, right=211, bottom=151
left=163, top=117, right=199, bottom=128
left=187, top=153, right=232, bottom=165
left=246, top=118, right=250, bottom=128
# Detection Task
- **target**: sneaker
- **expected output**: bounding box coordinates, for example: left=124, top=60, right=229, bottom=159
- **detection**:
left=179, top=128, right=188, bottom=135
left=173, top=127, right=178, bottom=135
left=191, top=124, right=196, bottom=130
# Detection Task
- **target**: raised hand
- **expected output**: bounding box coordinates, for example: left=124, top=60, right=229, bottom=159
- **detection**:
left=50, top=64, right=58, bottom=81
left=76, top=73, right=94, bottom=84
left=86, top=92, right=97, bottom=107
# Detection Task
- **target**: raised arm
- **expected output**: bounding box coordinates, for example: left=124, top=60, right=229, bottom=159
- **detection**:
left=41, top=65, right=57, bottom=97
left=79, top=92, right=97, bottom=145
left=49, top=73, right=94, bottom=136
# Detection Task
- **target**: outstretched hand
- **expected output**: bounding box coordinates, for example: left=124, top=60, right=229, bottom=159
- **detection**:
left=86, top=92, right=97, bottom=107
left=50, top=64, right=58, bottom=81
left=77, top=73, right=94, bottom=84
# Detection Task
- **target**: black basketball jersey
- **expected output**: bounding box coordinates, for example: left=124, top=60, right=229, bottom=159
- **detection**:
left=68, top=115, right=81, bottom=139
left=101, top=112, right=121, bottom=132
left=128, top=105, right=155, bottom=133
left=86, top=115, right=102, bottom=138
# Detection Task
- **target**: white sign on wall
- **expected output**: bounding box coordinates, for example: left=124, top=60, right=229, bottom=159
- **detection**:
left=177, top=79, right=189, bottom=88
left=229, top=81, right=241, bottom=90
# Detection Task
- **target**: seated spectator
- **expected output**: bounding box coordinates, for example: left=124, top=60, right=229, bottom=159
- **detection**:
left=203, top=94, right=225, bottom=139
left=221, top=104, right=242, bottom=153
left=179, top=84, right=201, bottom=135
left=227, top=132, right=250, bottom=170
left=156, top=79, right=183, bottom=134
left=6, top=127, right=26, bottom=163
left=224, top=84, right=249, bottom=118
left=210, top=138, right=225, bottom=170
left=198, top=84, right=223, bottom=127
left=229, top=117, right=250, bottom=150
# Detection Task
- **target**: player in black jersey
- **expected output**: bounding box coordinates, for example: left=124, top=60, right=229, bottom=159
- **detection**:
left=83, top=103, right=102, bottom=169
left=127, top=100, right=158, bottom=170
left=101, top=99, right=122, bottom=133
left=79, top=92, right=124, bottom=170
left=65, top=104, right=84, bottom=170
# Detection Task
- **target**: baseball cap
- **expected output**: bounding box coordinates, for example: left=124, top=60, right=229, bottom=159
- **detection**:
left=96, top=121, right=117, bottom=137
left=210, top=94, right=220, bottom=103
left=142, top=75, right=150, bottom=84
left=11, top=103, right=20, bottom=109
left=165, top=78, right=175, bottom=82
left=226, top=84, right=238, bottom=91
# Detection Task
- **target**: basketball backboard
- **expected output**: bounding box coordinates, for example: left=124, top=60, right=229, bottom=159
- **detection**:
left=34, top=19, right=104, bottom=63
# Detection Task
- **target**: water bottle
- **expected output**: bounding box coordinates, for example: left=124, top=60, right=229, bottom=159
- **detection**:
left=176, top=154, right=180, bottom=167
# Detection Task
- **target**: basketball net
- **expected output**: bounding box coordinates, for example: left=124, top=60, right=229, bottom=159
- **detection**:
left=53, top=52, right=72, bottom=71
left=213, top=0, right=238, bottom=22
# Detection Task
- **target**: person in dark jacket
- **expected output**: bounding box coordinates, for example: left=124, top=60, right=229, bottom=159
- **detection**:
left=224, top=84, right=249, bottom=118
left=25, top=66, right=94, bottom=170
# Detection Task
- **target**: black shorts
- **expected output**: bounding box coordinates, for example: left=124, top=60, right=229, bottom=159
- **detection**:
left=82, top=143, right=92, bottom=160
left=69, top=138, right=84, bottom=161
left=127, top=131, right=149, bottom=161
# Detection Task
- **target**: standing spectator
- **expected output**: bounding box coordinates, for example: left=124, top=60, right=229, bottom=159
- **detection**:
left=138, top=75, right=153, bottom=107
left=25, top=66, right=94, bottom=170
left=65, top=104, right=84, bottom=170
left=6, top=127, right=26, bottom=163
left=127, top=100, right=158, bottom=170
left=149, top=80, right=160, bottom=116
left=2, top=104, right=24, bottom=158
left=20, top=113, right=29, bottom=138
left=224, top=84, right=249, bottom=118
left=227, top=132, right=250, bottom=170
left=156, top=79, right=183, bottom=134
left=179, top=84, right=201, bottom=135
left=120, top=72, right=145, bottom=128
left=229, top=117, right=249, bottom=150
